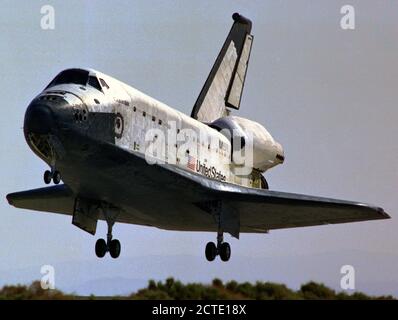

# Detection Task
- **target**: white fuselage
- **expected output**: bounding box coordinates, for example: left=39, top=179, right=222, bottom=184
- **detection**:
left=41, top=68, right=284, bottom=188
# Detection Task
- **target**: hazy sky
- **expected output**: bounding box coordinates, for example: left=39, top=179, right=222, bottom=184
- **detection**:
left=1, top=1, right=397, bottom=295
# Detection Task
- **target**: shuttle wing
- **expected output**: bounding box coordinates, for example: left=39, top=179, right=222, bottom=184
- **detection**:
left=6, top=184, right=75, bottom=216
left=215, top=186, right=390, bottom=233
left=165, top=165, right=390, bottom=235
left=7, top=144, right=390, bottom=238
left=191, top=13, right=253, bottom=123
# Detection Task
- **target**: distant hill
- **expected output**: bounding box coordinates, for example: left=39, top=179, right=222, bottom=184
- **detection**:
left=0, top=279, right=394, bottom=300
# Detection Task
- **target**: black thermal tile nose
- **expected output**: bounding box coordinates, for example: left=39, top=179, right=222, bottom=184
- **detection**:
left=24, top=102, right=54, bottom=134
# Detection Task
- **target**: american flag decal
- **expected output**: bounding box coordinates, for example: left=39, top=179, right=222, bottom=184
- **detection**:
left=187, top=155, right=196, bottom=171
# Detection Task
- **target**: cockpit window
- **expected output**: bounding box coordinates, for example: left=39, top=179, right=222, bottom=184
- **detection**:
left=88, top=76, right=102, bottom=92
left=46, top=69, right=89, bottom=89
left=99, top=78, right=110, bottom=89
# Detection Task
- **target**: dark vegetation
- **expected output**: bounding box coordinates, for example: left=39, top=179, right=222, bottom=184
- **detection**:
left=0, top=278, right=394, bottom=300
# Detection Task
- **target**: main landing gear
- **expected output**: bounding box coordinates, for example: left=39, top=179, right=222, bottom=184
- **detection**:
left=43, top=170, right=61, bottom=184
left=95, top=215, right=121, bottom=259
left=205, top=230, right=231, bottom=262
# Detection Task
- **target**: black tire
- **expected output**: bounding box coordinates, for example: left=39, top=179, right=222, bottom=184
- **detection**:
left=260, top=175, right=269, bottom=189
left=95, top=238, right=107, bottom=258
left=44, top=170, right=52, bottom=184
left=109, top=239, right=121, bottom=259
left=219, top=242, right=231, bottom=262
left=53, top=171, right=61, bottom=184
left=205, top=242, right=217, bottom=261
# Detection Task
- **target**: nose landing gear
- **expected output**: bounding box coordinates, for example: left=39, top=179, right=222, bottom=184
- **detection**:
left=43, top=169, right=61, bottom=184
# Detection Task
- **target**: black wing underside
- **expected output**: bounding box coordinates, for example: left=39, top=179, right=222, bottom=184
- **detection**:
left=7, top=184, right=74, bottom=216
left=6, top=145, right=390, bottom=237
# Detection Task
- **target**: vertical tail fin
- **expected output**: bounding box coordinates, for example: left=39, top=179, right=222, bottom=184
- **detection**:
left=191, top=13, right=253, bottom=123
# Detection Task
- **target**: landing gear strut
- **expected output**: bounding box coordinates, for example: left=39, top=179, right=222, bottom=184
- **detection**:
left=205, top=230, right=231, bottom=262
left=43, top=169, right=61, bottom=185
left=95, top=211, right=121, bottom=259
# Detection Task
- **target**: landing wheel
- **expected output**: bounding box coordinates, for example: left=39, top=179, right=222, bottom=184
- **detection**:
left=205, top=242, right=217, bottom=261
left=95, top=238, right=107, bottom=258
left=96, top=209, right=120, bottom=259
left=219, top=242, right=231, bottom=262
left=109, top=239, right=121, bottom=259
left=261, top=175, right=269, bottom=190
left=53, top=171, right=61, bottom=184
left=205, top=229, right=232, bottom=262
left=44, top=170, right=52, bottom=184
